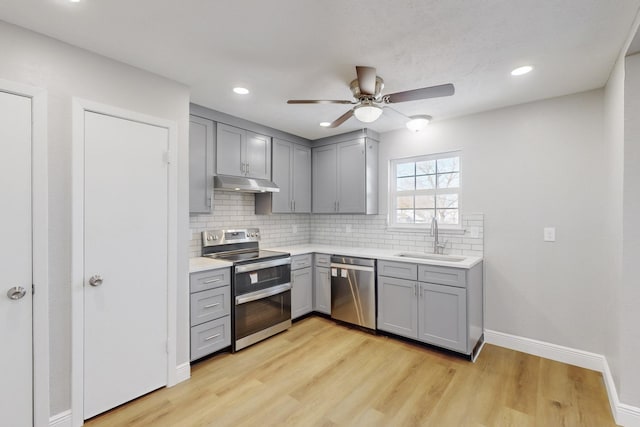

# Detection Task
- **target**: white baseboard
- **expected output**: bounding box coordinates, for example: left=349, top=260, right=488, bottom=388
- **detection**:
left=175, top=362, right=191, bottom=384
left=485, top=329, right=640, bottom=427
left=49, top=410, right=72, bottom=427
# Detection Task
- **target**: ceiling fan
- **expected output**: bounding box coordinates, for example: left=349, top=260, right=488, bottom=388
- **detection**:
left=287, top=66, right=455, bottom=128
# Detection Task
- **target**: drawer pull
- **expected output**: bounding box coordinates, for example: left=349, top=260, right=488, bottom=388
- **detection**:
left=203, top=278, right=221, bottom=284
left=204, top=333, right=221, bottom=341
left=204, top=302, right=221, bottom=309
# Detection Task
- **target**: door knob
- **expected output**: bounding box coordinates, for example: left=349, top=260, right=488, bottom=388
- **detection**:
left=89, top=274, right=103, bottom=287
left=6, top=286, right=26, bottom=300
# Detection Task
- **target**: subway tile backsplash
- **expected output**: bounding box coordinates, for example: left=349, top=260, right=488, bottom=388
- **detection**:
left=189, top=192, right=483, bottom=258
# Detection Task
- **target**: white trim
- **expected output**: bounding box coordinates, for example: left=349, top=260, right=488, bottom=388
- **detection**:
left=484, top=329, right=604, bottom=371
left=485, top=329, right=640, bottom=426
left=71, top=98, right=179, bottom=426
left=49, top=410, right=72, bottom=427
left=0, top=78, right=49, bottom=427
left=175, top=362, right=191, bottom=384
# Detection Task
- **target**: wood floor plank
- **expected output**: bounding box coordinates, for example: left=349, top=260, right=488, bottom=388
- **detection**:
left=85, top=316, right=619, bottom=427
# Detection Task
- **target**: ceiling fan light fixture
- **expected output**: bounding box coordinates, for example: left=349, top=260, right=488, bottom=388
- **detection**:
left=353, top=103, right=383, bottom=123
left=406, top=115, right=432, bottom=132
left=319, top=122, right=331, bottom=127
left=233, top=87, right=250, bottom=95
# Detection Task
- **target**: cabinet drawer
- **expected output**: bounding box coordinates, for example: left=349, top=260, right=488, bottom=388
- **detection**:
left=418, top=265, right=466, bottom=288
left=315, top=253, right=331, bottom=267
left=190, top=286, right=231, bottom=326
left=291, top=254, right=312, bottom=270
left=190, top=316, right=231, bottom=361
left=378, top=260, right=418, bottom=280
left=190, top=268, right=230, bottom=293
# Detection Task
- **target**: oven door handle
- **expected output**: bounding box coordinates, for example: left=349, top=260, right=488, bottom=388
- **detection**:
left=235, top=283, right=291, bottom=305
left=235, top=257, right=291, bottom=273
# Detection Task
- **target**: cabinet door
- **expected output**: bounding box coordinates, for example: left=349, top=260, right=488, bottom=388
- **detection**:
left=245, top=131, right=271, bottom=180
left=216, top=123, right=244, bottom=176
left=337, top=138, right=366, bottom=213
left=377, top=276, right=418, bottom=339
left=312, top=144, right=337, bottom=213
left=418, top=282, right=467, bottom=353
left=189, top=116, right=215, bottom=213
left=313, top=266, right=331, bottom=314
left=271, top=138, right=292, bottom=213
left=291, top=267, right=313, bottom=319
left=292, top=144, right=311, bottom=213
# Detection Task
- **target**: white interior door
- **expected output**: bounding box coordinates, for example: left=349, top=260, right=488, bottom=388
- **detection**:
left=0, top=91, right=33, bottom=426
left=83, top=111, right=169, bottom=419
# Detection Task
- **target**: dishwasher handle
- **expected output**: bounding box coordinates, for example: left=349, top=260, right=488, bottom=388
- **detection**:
left=330, top=262, right=375, bottom=273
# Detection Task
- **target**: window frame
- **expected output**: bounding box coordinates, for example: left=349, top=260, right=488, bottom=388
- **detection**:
left=388, top=150, right=462, bottom=230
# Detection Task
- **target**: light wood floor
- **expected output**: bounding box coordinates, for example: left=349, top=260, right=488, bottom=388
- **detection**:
left=85, top=316, right=618, bottom=427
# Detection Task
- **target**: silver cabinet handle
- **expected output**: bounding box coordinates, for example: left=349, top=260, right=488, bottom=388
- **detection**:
left=414, top=283, right=417, bottom=297
left=204, top=333, right=221, bottom=341
left=6, top=286, right=26, bottom=300
left=419, top=285, right=423, bottom=297
left=89, top=274, right=103, bottom=287
left=293, top=200, right=296, bottom=211
left=204, top=302, right=221, bottom=309
left=240, top=162, right=245, bottom=174
left=203, top=278, right=221, bottom=284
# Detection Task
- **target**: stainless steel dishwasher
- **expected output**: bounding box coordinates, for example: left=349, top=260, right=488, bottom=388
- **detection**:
left=330, top=256, right=376, bottom=329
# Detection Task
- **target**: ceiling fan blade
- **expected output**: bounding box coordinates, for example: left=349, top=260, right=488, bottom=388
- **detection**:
left=327, top=108, right=355, bottom=128
left=356, top=66, right=377, bottom=95
left=385, top=83, right=455, bottom=103
left=287, top=99, right=354, bottom=104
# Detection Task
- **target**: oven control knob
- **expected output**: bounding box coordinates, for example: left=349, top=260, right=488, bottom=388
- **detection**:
left=250, top=233, right=255, bottom=237
left=207, top=235, right=212, bottom=241
left=255, top=233, right=260, bottom=238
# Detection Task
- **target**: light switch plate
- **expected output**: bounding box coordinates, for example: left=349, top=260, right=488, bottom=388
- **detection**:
left=544, top=227, right=556, bottom=242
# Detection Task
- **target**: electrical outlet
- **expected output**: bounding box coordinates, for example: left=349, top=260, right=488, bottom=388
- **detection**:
left=544, top=227, right=556, bottom=242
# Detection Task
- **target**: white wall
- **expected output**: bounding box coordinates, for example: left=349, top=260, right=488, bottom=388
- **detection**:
left=0, top=21, right=191, bottom=415
left=603, top=43, right=625, bottom=401
left=622, top=53, right=640, bottom=407
left=379, top=90, right=608, bottom=354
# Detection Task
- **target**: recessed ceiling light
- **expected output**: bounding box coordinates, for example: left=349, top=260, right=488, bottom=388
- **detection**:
left=406, top=115, right=432, bottom=132
left=69, top=0, right=81, bottom=3
left=319, top=122, right=331, bottom=127
left=511, top=65, right=533, bottom=76
left=233, top=87, right=249, bottom=95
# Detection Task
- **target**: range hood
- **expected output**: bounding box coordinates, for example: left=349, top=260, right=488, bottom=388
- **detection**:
left=214, top=175, right=280, bottom=193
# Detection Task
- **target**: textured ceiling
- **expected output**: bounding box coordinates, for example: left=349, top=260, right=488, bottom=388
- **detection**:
left=0, top=0, right=639, bottom=139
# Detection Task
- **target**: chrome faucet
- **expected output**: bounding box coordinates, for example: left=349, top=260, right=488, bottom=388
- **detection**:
left=431, top=217, right=446, bottom=254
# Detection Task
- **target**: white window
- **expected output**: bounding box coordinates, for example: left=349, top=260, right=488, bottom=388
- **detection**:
left=389, top=151, right=461, bottom=228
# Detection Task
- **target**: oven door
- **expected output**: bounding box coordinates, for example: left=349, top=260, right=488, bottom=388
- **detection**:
left=234, top=286, right=291, bottom=350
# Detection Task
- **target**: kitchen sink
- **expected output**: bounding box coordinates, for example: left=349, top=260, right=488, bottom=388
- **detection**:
left=394, top=252, right=467, bottom=262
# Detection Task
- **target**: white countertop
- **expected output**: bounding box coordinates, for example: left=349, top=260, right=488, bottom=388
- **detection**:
left=266, top=244, right=483, bottom=269
left=189, top=257, right=233, bottom=273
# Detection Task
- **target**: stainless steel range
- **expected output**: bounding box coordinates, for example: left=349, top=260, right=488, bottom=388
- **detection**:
left=201, top=228, right=291, bottom=351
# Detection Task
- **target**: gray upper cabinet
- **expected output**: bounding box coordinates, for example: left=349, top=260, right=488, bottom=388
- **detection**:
left=189, top=115, right=215, bottom=214
left=312, top=137, right=378, bottom=214
left=216, top=123, right=271, bottom=180
left=312, top=144, right=338, bottom=213
left=256, top=138, right=311, bottom=214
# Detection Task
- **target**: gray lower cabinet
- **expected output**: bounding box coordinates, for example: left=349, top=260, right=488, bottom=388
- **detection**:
left=377, top=275, right=418, bottom=339
left=313, top=254, right=331, bottom=314
left=377, top=260, right=483, bottom=355
left=291, top=254, right=313, bottom=319
left=189, top=115, right=215, bottom=213
left=189, top=268, right=231, bottom=361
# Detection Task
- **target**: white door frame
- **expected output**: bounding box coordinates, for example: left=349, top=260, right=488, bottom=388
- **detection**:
left=71, top=98, right=178, bottom=426
left=0, top=78, right=49, bottom=427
